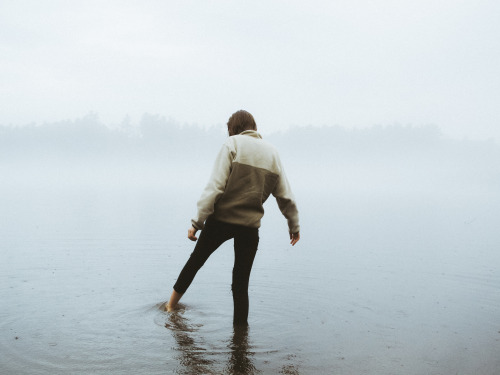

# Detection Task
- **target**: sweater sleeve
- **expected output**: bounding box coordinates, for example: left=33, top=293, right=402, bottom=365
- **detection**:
left=191, top=143, right=233, bottom=230
left=272, top=164, right=300, bottom=234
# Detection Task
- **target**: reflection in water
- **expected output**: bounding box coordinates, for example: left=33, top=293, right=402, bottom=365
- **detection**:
left=166, top=312, right=258, bottom=374
left=165, top=312, right=215, bottom=374
left=225, top=326, right=257, bottom=375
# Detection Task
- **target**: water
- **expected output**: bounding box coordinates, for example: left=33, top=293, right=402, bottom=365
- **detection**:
left=1, top=184, right=500, bottom=374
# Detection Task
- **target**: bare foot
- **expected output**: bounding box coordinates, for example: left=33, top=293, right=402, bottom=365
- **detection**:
left=164, top=290, right=183, bottom=312
left=163, top=302, right=182, bottom=312
left=162, top=302, right=173, bottom=312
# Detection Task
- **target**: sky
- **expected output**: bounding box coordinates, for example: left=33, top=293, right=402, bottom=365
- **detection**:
left=1, top=0, right=499, bottom=140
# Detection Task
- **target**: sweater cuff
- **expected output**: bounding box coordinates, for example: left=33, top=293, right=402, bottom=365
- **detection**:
left=191, top=219, right=204, bottom=231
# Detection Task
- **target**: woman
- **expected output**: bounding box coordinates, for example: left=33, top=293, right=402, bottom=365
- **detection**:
left=165, top=110, right=300, bottom=326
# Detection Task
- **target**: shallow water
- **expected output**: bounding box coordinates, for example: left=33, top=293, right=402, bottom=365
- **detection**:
left=1, top=185, right=500, bottom=374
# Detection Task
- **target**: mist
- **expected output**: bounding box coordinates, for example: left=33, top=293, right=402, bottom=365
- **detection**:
left=2, top=116, right=500, bottom=374
left=3, top=113, right=499, bottom=258
left=2, top=114, right=499, bottom=251
left=3, top=0, right=500, bottom=371
left=2, top=114, right=499, bottom=195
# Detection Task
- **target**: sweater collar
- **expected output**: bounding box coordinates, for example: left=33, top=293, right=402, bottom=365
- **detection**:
left=239, top=130, right=262, bottom=139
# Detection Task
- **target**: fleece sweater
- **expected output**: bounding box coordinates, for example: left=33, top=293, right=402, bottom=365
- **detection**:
left=192, top=130, right=300, bottom=234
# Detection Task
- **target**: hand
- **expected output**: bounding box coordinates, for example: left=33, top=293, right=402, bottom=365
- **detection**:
left=289, top=232, right=300, bottom=246
left=188, top=226, right=198, bottom=241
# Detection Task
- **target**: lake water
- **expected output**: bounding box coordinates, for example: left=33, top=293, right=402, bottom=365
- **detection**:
left=1, top=183, right=500, bottom=374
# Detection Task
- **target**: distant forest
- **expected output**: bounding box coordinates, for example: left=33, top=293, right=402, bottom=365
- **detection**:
left=1, top=113, right=499, bottom=193
left=1, top=113, right=498, bottom=161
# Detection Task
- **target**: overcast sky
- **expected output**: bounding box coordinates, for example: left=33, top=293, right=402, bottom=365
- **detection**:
left=1, top=0, right=499, bottom=140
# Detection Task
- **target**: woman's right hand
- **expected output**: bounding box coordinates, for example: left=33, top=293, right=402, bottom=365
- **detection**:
left=188, top=226, right=198, bottom=241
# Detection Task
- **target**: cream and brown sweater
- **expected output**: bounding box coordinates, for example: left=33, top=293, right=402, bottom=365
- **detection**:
left=192, top=130, right=300, bottom=234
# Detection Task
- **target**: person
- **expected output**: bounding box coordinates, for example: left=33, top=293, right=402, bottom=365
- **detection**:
left=165, top=110, right=300, bottom=326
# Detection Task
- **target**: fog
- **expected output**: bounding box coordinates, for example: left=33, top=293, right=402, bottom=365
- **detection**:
left=2, top=1, right=500, bottom=141
left=2, top=115, right=499, bottom=254
left=3, top=115, right=499, bottom=257
left=2, top=117, right=500, bottom=373
left=3, top=0, right=500, bottom=371
left=2, top=114, right=499, bottom=196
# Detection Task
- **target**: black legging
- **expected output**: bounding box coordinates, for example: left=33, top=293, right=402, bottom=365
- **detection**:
left=173, top=216, right=259, bottom=326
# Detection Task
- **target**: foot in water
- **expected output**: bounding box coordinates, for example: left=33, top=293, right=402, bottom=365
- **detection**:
left=163, top=290, right=183, bottom=312
left=161, top=302, right=184, bottom=312
left=162, top=302, right=174, bottom=312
